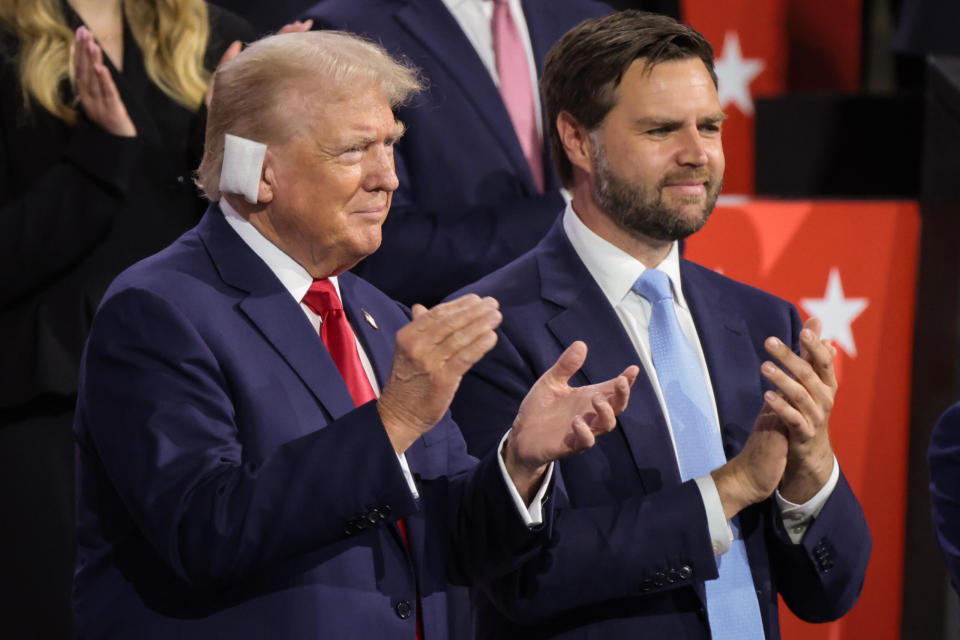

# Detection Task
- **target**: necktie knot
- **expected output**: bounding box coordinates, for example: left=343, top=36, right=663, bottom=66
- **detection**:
left=632, top=268, right=673, bottom=304
left=302, top=279, right=342, bottom=316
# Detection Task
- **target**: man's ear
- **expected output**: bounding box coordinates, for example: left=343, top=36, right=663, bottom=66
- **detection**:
left=556, top=111, right=595, bottom=177
left=258, top=150, right=276, bottom=203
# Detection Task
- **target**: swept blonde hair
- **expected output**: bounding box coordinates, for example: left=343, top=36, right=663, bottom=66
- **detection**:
left=196, top=31, right=422, bottom=200
left=0, top=0, right=210, bottom=124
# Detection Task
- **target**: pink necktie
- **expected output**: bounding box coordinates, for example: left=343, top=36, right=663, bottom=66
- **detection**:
left=491, top=0, right=544, bottom=192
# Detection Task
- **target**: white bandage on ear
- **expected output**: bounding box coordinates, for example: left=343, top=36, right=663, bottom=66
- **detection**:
left=220, top=134, right=267, bottom=204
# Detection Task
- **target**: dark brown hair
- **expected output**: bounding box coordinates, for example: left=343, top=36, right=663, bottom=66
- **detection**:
left=541, top=11, right=717, bottom=187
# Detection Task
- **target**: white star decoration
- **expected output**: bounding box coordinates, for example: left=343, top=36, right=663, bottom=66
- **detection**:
left=800, top=268, right=869, bottom=357
left=714, top=32, right=765, bottom=116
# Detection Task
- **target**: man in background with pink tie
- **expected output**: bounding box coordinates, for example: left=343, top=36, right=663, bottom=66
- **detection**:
left=71, top=30, right=638, bottom=639
left=301, top=0, right=612, bottom=307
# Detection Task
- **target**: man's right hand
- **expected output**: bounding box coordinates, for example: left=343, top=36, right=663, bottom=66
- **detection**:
left=378, top=295, right=501, bottom=453
left=711, top=404, right=789, bottom=521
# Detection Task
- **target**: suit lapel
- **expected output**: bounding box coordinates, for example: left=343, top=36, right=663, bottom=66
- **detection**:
left=519, top=0, right=558, bottom=191
left=537, top=222, right=682, bottom=491
left=339, top=274, right=396, bottom=390
left=338, top=274, right=428, bottom=552
left=681, top=262, right=760, bottom=458
left=197, top=207, right=356, bottom=421
left=393, top=0, right=538, bottom=191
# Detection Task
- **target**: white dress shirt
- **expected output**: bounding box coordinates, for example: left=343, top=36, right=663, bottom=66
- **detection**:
left=439, top=0, right=544, bottom=138
left=220, top=198, right=550, bottom=523
left=561, top=202, right=839, bottom=551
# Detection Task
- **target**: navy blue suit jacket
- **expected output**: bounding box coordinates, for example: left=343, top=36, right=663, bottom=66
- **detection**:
left=73, top=206, right=549, bottom=639
left=301, top=0, right=610, bottom=306
left=930, top=403, right=960, bottom=601
left=449, top=219, right=871, bottom=639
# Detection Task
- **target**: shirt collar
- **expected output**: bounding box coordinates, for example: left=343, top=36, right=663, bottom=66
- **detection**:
left=440, top=0, right=475, bottom=12
left=219, top=198, right=341, bottom=302
left=561, top=201, right=687, bottom=309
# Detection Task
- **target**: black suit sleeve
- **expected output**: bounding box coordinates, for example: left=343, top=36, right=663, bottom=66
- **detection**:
left=0, top=44, right=143, bottom=304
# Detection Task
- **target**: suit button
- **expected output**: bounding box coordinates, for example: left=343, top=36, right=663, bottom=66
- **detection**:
left=343, top=523, right=354, bottom=536
left=367, top=511, right=380, bottom=526
left=667, top=568, right=683, bottom=584
left=653, top=571, right=666, bottom=587
left=679, top=564, right=693, bottom=580
left=395, top=600, right=413, bottom=619
left=379, top=504, right=392, bottom=518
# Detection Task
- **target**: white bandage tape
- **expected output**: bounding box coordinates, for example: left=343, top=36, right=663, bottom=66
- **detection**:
left=220, top=134, right=267, bottom=204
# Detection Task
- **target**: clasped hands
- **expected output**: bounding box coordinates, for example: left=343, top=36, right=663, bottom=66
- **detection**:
left=713, top=317, right=837, bottom=520
left=378, top=295, right=638, bottom=501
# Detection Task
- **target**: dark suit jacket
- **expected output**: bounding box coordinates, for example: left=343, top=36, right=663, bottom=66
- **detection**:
left=301, top=0, right=610, bottom=306
left=73, top=206, right=550, bottom=639
left=449, top=218, right=871, bottom=639
left=0, top=8, right=253, bottom=638
left=930, top=403, right=960, bottom=601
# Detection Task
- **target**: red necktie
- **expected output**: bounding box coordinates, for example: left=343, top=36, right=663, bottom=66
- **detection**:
left=302, top=278, right=423, bottom=638
left=302, top=279, right=376, bottom=406
left=491, top=0, right=544, bottom=193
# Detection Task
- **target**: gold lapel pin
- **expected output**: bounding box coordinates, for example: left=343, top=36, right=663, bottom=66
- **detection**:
left=361, top=309, right=378, bottom=330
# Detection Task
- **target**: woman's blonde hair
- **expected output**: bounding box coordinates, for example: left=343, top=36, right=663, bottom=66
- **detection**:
left=0, top=0, right=211, bottom=124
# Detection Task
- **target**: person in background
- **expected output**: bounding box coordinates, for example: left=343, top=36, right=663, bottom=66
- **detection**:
left=72, top=30, right=638, bottom=638
left=0, top=1, right=257, bottom=636
left=300, top=0, right=611, bottom=308
left=450, top=11, right=871, bottom=638
left=930, top=402, right=960, bottom=626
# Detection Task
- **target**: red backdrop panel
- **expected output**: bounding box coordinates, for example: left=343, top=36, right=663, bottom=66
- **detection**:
left=685, top=199, right=920, bottom=640
left=682, top=0, right=788, bottom=194
left=680, top=0, right=862, bottom=194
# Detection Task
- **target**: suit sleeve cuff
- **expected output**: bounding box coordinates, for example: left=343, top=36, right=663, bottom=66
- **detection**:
left=497, top=430, right=553, bottom=527
left=694, top=474, right=733, bottom=555
left=775, top=455, right=840, bottom=543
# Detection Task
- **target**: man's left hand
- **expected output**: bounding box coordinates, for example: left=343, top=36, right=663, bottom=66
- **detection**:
left=760, top=317, right=837, bottom=504
left=504, top=341, right=638, bottom=503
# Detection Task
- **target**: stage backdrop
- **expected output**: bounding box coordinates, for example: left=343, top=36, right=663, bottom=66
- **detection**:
left=685, top=199, right=920, bottom=640
left=681, top=0, right=862, bottom=194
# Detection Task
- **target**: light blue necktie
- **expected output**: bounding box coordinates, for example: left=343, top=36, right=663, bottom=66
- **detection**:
left=633, top=268, right=765, bottom=640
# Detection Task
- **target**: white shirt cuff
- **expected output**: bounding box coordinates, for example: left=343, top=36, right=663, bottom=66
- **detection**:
left=397, top=452, right=420, bottom=500
left=497, top=431, right=554, bottom=527
left=775, top=455, right=840, bottom=543
left=694, top=475, right=733, bottom=556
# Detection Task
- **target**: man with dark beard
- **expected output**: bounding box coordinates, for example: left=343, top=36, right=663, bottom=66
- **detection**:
left=447, top=11, right=871, bottom=640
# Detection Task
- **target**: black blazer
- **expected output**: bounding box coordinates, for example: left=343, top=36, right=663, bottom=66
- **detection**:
left=0, top=3, right=254, bottom=409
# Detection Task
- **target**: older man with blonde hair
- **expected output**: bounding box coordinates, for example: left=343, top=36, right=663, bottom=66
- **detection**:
left=72, top=31, right=637, bottom=639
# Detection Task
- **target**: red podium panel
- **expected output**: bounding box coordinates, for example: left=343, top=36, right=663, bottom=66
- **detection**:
left=685, top=200, right=920, bottom=640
